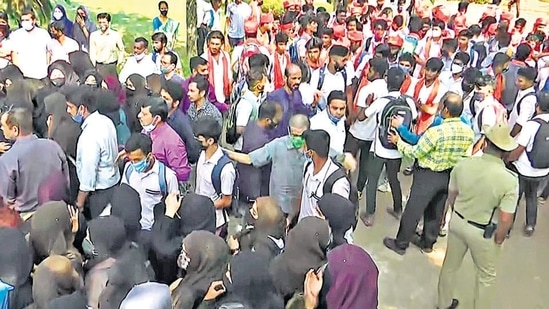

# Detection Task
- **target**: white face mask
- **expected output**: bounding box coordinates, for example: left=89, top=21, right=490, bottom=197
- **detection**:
left=451, top=63, right=464, bottom=74
left=432, top=29, right=442, bottom=38
left=21, top=21, right=34, bottom=31
left=134, top=53, right=146, bottom=61
left=53, top=11, right=63, bottom=20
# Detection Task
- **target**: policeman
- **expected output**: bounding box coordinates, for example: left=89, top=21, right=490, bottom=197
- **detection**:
left=437, top=121, right=519, bottom=309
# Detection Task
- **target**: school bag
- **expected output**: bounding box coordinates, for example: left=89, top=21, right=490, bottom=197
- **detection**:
left=317, top=65, right=348, bottom=91
left=124, top=161, right=167, bottom=198
left=377, top=95, right=414, bottom=149
left=225, top=97, right=241, bottom=145
left=116, top=109, right=131, bottom=146
left=289, top=39, right=300, bottom=63
left=0, top=280, right=13, bottom=309
left=211, top=154, right=238, bottom=220
left=516, top=92, right=537, bottom=116
left=527, top=118, right=549, bottom=168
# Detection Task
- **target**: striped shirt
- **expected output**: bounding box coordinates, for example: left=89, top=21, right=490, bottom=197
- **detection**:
left=396, top=118, right=474, bottom=172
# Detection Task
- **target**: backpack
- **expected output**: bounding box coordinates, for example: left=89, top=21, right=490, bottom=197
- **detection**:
left=527, top=118, right=549, bottom=168
left=225, top=97, right=241, bottom=145
left=0, top=280, right=13, bottom=309
left=476, top=103, right=508, bottom=132
left=116, top=109, right=131, bottom=146
left=516, top=92, right=537, bottom=115
left=289, top=39, right=300, bottom=64
left=124, top=161, right=167, bottom=198
left=317, top=65, right=348, bottom=91
left=472, top=42, right=487, bottom=68
left=378, top=95, right=414, bottom=149
left=211, top=154, right=237, bottom=197
left=237, top=42, right=261, bottom=80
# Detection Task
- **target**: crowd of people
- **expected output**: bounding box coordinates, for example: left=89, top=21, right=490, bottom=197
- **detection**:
left=0, top=0, right=548, bottom=308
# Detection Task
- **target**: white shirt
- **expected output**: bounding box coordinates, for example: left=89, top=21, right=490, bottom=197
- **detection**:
left=349, top=78, right=388, bottom=141
left=201, top=51, right=232, bottom=102
left=195, top=147, right=236, bottom=227
left=439, top=73, right=463, bottom=95
left=472, top=97, right=506, bottom=142
left=230, top=44, right=270, bottom=71
left=299, top=159, right=350, bottom=222
left=197, top=0, right=213, bottom=27
left=310, top=109, right=346, bottom=156
left=406, top=80, right=447, bottom=106
left=119, top=54, right=159, bottom=83
left=121, top=160, right=179, bottom=230
left=308, top=63, right=353, bottom=101
left=0, top=39, right=14, bottom=69
left=367, top=91, right=418, bottom=159
left=9, top=27, right=51, bottom=79
left=414, top=38, right=442, bottom=77
left=47, top=37, right=80, bottom=63
left=233, top=90, right=261, bottom=151
left=299, top=83, right=316, bottom=107
left=513, top=114, right=549, bottom=177
left=509, top=87, right=537, bottom=130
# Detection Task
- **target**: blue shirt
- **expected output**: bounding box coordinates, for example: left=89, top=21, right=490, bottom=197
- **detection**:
left=77, top=112, right=120, bottom=192
left=227, top=2, right=251, bottom=39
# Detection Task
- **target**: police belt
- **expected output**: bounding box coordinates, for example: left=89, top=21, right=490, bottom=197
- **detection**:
left=455, top=211, right=489, bottom=230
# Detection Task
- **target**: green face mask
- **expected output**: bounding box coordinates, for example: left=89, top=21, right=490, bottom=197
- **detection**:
left=289, top=135, right=305, bottom=149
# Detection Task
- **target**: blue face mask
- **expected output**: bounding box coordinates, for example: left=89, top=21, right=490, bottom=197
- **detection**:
left=327, top=110, right=341, bottom=124
left=131, top=156, right=150, bottom=173
left=72, top=113, right=84, bottom=124
left=398, top=65, right=410, bottom=75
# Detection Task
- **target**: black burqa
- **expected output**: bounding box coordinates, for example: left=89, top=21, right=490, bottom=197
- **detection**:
left=0, top=227, right=33, bottom=309
left=152, top=193, right=216, bottom=284
left=270, top=216, right=331, bottom=300
left=110, top=184, right=142, bottom=243
left=318, top=193, right=357, bottom=248
left=172, top=231, right=229, bottom=309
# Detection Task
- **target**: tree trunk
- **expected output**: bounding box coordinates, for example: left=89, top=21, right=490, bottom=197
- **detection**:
left=187, top=0, right=198, bottom=58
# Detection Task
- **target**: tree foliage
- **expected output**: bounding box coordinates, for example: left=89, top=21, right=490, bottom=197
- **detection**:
left=2, top=0, right=56, bottom=28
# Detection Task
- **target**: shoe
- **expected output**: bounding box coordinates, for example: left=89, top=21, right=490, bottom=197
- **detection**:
left=538, top=196, right=545, bottom=206
left=386, top=208, right=402, bottom=220
left=360, top=213, right=374, bottom=227
left=403, top=166, right=413, bottom=176
left=411, top=234, right=433, bottom=253
left=524, top=225, right=535, bottom=237
left=383, top=237, right=406, bottom=255
left=436, top=299, right=459, bottom=309
left=439, top=229, right=447, bottom=237
left=377, top=182, right=391, bottom=193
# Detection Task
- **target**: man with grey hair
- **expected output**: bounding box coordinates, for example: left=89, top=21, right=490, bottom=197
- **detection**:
left=0, top=107, right=69, bottom=214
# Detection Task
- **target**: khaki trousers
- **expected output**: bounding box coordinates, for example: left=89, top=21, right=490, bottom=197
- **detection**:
left=437, top=213, right=502, bottom=309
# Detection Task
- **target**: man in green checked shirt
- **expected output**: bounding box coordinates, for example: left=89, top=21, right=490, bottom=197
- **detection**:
left=383, top=92, right=475, bottom=256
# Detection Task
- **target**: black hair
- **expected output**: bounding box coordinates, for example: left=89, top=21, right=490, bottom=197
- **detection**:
left=275, top=32, right=289, bottom=44
left=462, top=67, right=482, bottom=93
left=370, top=57, right=389, bottom=77
left=336, top=6, right=346, bottom=14
left=305, top=37, right=323, bottom=51
left=443, top=94, right=464, bottom=117
left=432, top=20, right=446, bottom=30
left=497, top=32, right=511, bottom=48
left=304, top=129, right=330, bottom=158
left=481, top=17, right=497, bottom=31
left=458, top=1, right=469, bottom=12
left=164, top=51, right=178, bottom=66
left=399, top=52, right=416, bottom=67
left=247, top=67, right=266, bottom=90
left=442, top=38, right=458, bottom=53
left=475, top=74, right=496, bottom=88
left=537, top=91, right=549, bottom=112
left=258, top=101, right=280, bottom=120
left=425, top=58, right=444, bottom=73
left=408, top=16, right=422, bottom=33
left=373, top=19, right=388, bottom=30
left=134, top=37, right=149, bottom=48
left=453, top=51, right=470, bottom=65
left=189, top=56, right=207, bottom=71
left=249, top=53, right=270, bottom=69
left=297, top=61, right=311, bottom=83
left=393, top=15, right=404, bottom=29
left=21, top=8, right=36, bottom=19
left=517, top=67, right=537, bottom=82
left=80, top=87, right=99, bottom=113
left=125, top=133, right=153, bottom=154
left=327, top=90, right=346, bottom=105
left=194, top=117, right=222, bottom=143
left=142, top=95, right=169, bottom=121
left=515, top=43, right=532, bottom=61
left=191, top=75, right=209, bottom=94
left=468, top=24, right=481, bottom=36
left=161, top=80, right=184, bottom=102
left=97, top=12, right=111, bottom=22
left=329, top=45, right=349, bottom=57
left=386, top=67, right=405, bottom=91
left=158, top=1, right=169, bottom=9
left=515, top=18, right=527, bottom=27
left=152, top=32, right=168, bottom=45
left=320, top=27, right=334, bottom=37
left=207, top=30, right=225, bottom=43
left=458, top=29, right=473, bottom=39
left=50, top=21, right=65, bottom=34
left=63, top=85, right=88, bottom=107
left=492, top=52, right=510, bottom=67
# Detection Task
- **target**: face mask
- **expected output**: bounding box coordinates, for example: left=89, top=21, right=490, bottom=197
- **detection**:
left=51, top=78, right=65, bottom=87
left=142, top=122, right=156, bottom=133
left=451, top=63, right=464, bottom=74
left=398, top=65, right=410, bottom=75
left=135, top=53, right=146, bottom=61
left=21, top=21, right=33, bottom=31
left=160, top=10, right=168, bottom=16
left=289, top=135, right=305, bottom=149
left=126, top=87, right=135, bottom=97
left=72, top=109, right=84, bottom=124
left=327, top=109, right=342, bottom=124
left=432, top=29, right=442, bottom=38
left=53, top=11, right=63, bottom=20
left=160, top=66, right=171, bottom=74
left=131, top=156, right=150, bottom=173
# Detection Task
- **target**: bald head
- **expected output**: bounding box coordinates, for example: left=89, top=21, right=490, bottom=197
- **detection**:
left=285, top=63, right=302, bottom=90
left=285, top=63, right=301, bottom=76
left=442, top=92, right=464, bottom=118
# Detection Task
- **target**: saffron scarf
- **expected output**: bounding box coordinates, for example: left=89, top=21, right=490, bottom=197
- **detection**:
left=352, top=63, right=370, bottom=111
left=494, top=73, right=504, bottom=103
left=413, top=78, right=440, bottom=134
left=207, top=50, right=231, bottom=99
left=273, top=52, right=290, bottom=90
left=400, top=74, right=412, bottom=94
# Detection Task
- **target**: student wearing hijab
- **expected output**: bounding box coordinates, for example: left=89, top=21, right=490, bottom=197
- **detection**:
left=109, top=183, right=143, bottom=243
left=81, top=70, right=103, bottom=87
left=84, top=216, right=128, bottom=309
left=270, top=216, right=331, bottom=301
left=31, top=255, right=83, bottom=309
left=120, top=282, right=171, bottom=309
left=213, top=251, right=284, bottom=308
left=69, top=52, right=95, bottom=81
left=171, top=231, right=229, bottom=309
left=152, top=193, right=216, bottom=284
left=123, top=74, right=148, bottom=133
left=0, top=227, right=33, bottom=309
left=318, top=193, right=358, bottom=248
left=47, top=60, right=81, bottom=87
left=51, top=5, right=74, bottom=40
left=72, top=5, right=98, bottom=52
left=103, top=75, right=126, bottom=105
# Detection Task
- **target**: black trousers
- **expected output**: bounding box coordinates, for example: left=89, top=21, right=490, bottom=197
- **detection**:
left=365, top=153, right=402, bottom=215
left=343, top=132, right=372, bottom=192
left=85, top=186, right=116, bottom=219
left=516, top=174, right=544, bottom=226
left=396, top=167, right=451, bottom=248
left=197, top=25, right=209, bottom=56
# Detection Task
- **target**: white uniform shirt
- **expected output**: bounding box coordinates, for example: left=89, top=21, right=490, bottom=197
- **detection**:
left=349, top=78, right=388, bottom=141
left=310, top=109, right=346, bottom=156
left=508, top=87, right=537, bottom=130
left=513, top=114, right=549, bottom=177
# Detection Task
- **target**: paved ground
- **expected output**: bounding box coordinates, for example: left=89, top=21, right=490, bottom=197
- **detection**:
left=355, top=173, right=549, bottom=309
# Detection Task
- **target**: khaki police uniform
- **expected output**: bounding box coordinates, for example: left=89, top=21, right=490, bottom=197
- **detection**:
left=437, top=153, right=518, bottom=309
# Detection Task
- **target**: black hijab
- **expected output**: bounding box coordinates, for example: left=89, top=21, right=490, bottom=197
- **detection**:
left=318, top=193, right=357, bottom=248
left=47, top=60, right=80, bottom=87
left=84, top=216, right=128, bottom=270
left=0, top=227, right=33, bottom=309
left=47, top=291, right=87, bottom=309
left=270, top=217, right=331, bottom=299
left=172, top=231, right=229, bottom=309
left=110, top=184, right=142, bottom=242
left=81, top=69, right=103, bottom=88
left=68, top=51, right=94, bottom=81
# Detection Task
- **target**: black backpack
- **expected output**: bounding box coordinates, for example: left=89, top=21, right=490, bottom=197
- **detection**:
left=527, top=118, right=549, bottom=168
left=317, top=64, right=347, bottom=91
left=378, top=95, right=414, bottom=149
left=516, top=92, right=537, bottom=115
